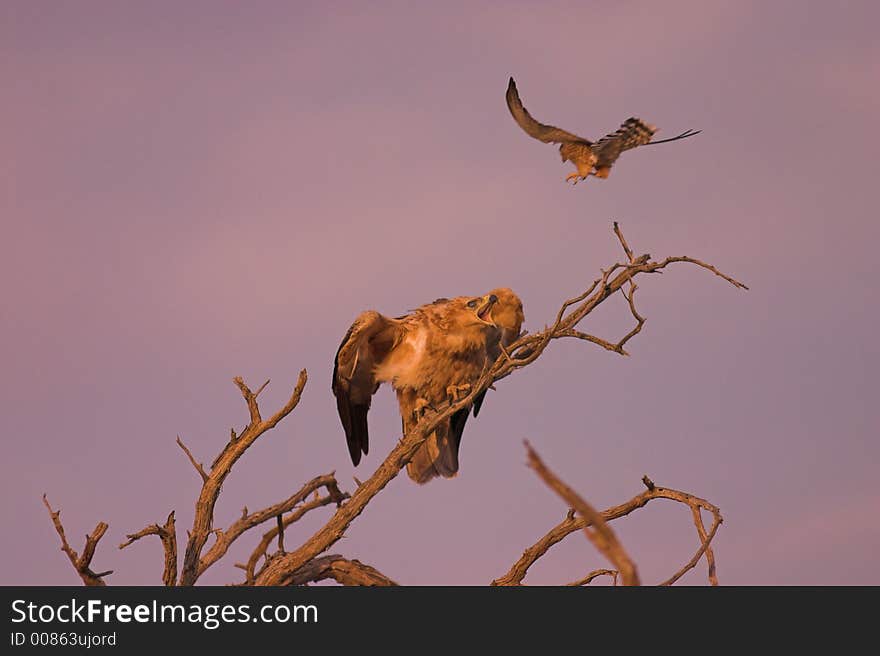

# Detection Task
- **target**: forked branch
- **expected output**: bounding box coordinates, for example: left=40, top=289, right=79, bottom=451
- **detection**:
left=43, top=495, right=112, bottom=586
left=492, top=475, right=723, bottom=586
left=179, top=370, right=309, bottom=586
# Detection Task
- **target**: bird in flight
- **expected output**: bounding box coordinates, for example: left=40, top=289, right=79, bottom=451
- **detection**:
left=332, top=288, right=524, bottom=484
left=506, top=77, right=701, bottom=184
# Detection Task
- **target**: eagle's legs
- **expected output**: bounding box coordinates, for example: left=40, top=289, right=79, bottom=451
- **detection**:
left=566, top=163, right=594, bottom=185
left=593, top=166, right=611, bottom=179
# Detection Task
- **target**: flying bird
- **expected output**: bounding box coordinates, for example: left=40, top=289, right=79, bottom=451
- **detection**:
left=332, top=288, right=524, bottom=484
left=506, top=77, right=701, bottom=184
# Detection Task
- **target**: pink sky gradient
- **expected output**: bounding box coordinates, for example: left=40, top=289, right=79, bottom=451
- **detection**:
left=2, top=1, right=878, bottom=585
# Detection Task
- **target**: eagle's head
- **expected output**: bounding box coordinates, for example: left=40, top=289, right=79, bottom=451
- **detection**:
left=487, top=287, right=525, bottom=345
left=462, top=293, right=499, bottom=326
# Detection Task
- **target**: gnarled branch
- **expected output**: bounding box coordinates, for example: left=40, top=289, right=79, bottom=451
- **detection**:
left=178, top=370, right=308, bottom=586
left=43, top=495, right=111, bottom=586
left=243, top=491, right=348, bottom=584
left=282, top=554, right=397, bottom=586
left=197, top=473, right=347, bottom=580
left=492, top=476, right=723, bottom=586
left=567, top=569, right=618, bottom=586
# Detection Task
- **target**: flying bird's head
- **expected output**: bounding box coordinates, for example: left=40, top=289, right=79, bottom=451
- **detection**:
left=487, top=287, right=525, bottom=345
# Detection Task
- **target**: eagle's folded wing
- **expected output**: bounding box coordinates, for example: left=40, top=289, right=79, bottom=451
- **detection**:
left=332, top=311, right=401, bottom=466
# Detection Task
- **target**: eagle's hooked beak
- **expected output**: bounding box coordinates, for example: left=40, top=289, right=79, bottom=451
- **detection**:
left=477, top=294, right=498, bottom=323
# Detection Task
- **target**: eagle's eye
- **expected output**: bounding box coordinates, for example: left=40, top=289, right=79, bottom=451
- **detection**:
left=466, top=299, right=478, bottom=309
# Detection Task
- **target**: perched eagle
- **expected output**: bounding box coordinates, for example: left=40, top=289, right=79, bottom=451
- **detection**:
left=506, top=77, right=700, bottom=184
left=332, top=288, right=524, bottom=484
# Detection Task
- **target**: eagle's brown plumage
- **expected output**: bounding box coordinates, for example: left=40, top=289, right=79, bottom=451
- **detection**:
left=332, top=288, right=524, bottom=484
left=506, top=77, right=660, bottom=184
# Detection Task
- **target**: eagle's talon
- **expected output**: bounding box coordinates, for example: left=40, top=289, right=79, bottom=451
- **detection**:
left=446, top=384, right=472, bottom=403
left=412, top=397, right=432, bottom=422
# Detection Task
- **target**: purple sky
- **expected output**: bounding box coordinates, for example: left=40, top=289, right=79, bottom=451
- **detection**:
left=3, top=1, right=878, bottom=586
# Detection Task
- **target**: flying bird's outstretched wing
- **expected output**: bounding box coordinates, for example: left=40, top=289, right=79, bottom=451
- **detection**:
left=332, top=310, right=402, bottom=466
left=505, top=77, right=592, bottom=145
left=505, top=76, right=698, bottom=184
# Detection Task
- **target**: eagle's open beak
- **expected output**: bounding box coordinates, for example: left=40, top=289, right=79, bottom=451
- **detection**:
left=477, top=294, right=498, bottom=322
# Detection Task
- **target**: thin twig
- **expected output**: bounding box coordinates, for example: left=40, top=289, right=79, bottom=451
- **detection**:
left=176, top=436, right=208, bottom=483
left=659, top=505, right=722, bottom=586
left=567, top=569, right=618, bottom=586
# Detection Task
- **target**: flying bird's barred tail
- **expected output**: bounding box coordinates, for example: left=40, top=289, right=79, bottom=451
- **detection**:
left=589, top=117, right=658, bottom=173
left=595, top=117, right=657, bottom=151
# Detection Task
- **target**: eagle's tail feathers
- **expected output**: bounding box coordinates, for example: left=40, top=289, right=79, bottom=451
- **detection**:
left=406, top=430, right=460, bottom=484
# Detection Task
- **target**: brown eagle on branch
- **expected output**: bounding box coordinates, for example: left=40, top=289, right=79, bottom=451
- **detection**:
left=506, top=77, right=701, bottom=184
left=332, top=288, right=524, bottom=484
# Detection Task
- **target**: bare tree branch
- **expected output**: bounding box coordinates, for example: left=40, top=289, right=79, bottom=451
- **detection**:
left=282, top=554, right=397, bottom=586
left=525, top=442, right=640, bottom=586
left=659, top=504, right=722, bottom=586
left=179, top=370, right=308, bottom=586
left=276, top=515, right=285, bottom=554
left=567, top=569, right=618, bottom=586
left=42, top=495, right=111, bottom=586
left=119, top=511, right=178, bottom=586
left=196, top=473, right=346, bottom=580
left=242, top=492, right=344, bottom=584
left=613, top=221, right=635, bottom=263
left=492, top=477, right=722, bottom=586
left=176, top=436, right=208, bottom=483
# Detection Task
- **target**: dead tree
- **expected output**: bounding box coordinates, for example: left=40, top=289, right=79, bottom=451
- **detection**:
left=43, top=223, right=745, bottom=586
